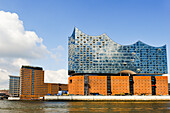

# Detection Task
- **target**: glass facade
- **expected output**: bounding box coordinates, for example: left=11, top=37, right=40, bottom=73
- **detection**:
left=31, top=70, right=35, bottom=95
left=68, top=27, right=167, bottom=75
left=9, top=75, right=20, bottom=97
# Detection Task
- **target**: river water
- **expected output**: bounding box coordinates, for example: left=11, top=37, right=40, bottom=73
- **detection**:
left=0, top=100, right=170, bottom=113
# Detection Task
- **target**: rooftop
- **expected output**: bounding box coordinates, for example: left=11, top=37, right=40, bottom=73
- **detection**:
left=21, top=65, right=43, bottom=70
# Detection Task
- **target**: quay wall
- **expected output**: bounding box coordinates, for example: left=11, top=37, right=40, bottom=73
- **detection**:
left=44, top=96, right=170, bottom=101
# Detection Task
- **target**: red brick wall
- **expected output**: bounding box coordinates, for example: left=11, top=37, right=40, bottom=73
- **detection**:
left=68, top=76, right=84, bottom=95
left=111, top=76, right=129, bottom=95
left=155, top=76, right=168, bottom=95
left=89, top=76, right=107, bottom=95
left=133, top=76, right=152, bottom=95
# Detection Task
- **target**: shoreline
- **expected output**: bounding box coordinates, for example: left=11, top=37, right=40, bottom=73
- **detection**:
left=44, top=95, right=170, bottom=101
left=8, top=95, right=170, bottom=101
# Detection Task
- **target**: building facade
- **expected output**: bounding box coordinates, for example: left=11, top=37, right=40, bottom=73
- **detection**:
left=20, top=66, right=68, bottom=100
left=68, top=75, right=168, bottom=96
left=111, top=76, right=129, bottom=95
left=69, top=27, right=167, bottom=75
left=68, top=27, right=168, bottom=96
left=9, top=75, right=20, bottom=97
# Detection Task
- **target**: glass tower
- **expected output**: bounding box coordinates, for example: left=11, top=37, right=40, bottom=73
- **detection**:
left=68, top=27, right=167, bottom=75
left=9, top=75, right=20, bottom=97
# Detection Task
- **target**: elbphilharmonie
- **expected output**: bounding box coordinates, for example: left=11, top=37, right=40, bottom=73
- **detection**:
left=68, top=27, right=168, bottom=96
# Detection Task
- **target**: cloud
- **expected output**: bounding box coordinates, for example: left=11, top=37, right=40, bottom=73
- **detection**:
left=12, top=58, right=30, bottom=68
left=0, top=68, right=10, bottom=89
left=0, top=58, right=29, bottom=73
left=0, top=11, right=48, bottom=89
left=0, top=11, right=66, bottom=89
left=50, top=45, right=66, bottom=63
left=55, top=45, right=65, bottom=51
left=44, top=69, right=68, bottom=84
left=0, top=11, right=48, bottom=59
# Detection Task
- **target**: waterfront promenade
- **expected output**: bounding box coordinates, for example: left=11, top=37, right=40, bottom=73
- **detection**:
left=44, top=95, right=170, bottom=101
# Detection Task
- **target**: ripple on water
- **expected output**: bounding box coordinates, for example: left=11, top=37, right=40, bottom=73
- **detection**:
left=0, top=101, right=170, bottom=113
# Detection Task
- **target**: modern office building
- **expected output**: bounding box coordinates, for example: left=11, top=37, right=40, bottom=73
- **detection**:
left=9, top=75, right=20, bottom=97
left=20, top=66, right=68, bottom=100
left=68, top=27, right=168, bottom=96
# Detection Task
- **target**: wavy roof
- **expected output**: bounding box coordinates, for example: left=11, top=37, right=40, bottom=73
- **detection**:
left=73, top=27, right=166, bottom=48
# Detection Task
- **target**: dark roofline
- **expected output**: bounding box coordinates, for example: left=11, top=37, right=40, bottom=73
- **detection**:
left=70, top=73, right=163, bottom=76
left=9, top=75, right=20, bottom=77
left=21, top=65, right=43, bottom=70
left=70, top=73, right=120, bottom=76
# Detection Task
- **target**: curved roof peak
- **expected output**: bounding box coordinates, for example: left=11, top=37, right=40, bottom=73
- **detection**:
left=132, top=40, right=166, bottom=48
left=73, top=27, right=107, bottom=37
left=74, top=26, right=79, bottom=31
left=72, top=27, right=166, bottom=48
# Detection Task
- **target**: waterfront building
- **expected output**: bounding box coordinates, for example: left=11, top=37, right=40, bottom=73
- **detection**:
left=20, top=66, right=68, bottom=100
left=68, top=27, right=168, bottom=96
left=0, top=90, right=9, bottom=96
left=9, top=75, right=20, bottom=97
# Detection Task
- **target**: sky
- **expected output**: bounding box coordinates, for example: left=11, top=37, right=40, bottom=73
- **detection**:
left=0, top=0, right=170, bottom=89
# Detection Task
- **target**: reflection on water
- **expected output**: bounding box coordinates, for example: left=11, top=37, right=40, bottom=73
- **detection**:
left=0, top=100, right=170, bottom=113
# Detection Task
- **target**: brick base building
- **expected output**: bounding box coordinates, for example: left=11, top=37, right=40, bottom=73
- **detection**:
left=20, top=66, right=68, bottom=100
left=68, top=75, right=168, bottom=96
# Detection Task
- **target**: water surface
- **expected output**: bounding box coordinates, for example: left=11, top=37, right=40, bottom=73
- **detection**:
left=0, top=100, right=170, bottom=113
